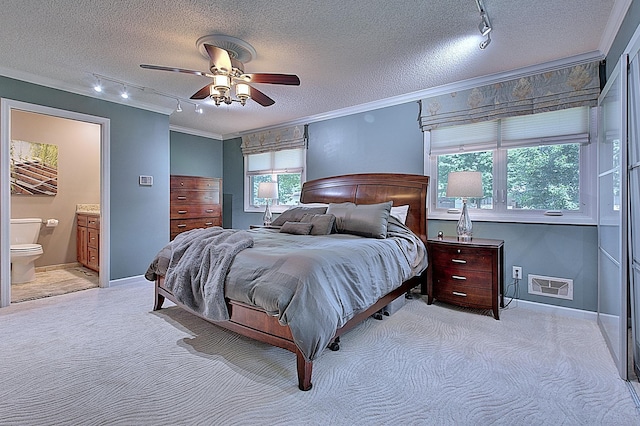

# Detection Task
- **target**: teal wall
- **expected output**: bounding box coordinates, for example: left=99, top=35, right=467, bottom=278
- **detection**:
left=307, top=102, right=424, bottom=179
left=428, top=220, right=598, bottom=311
left=606, top=0, right=640, bottom=78
left=1, top=76, right=170, bottom=280
left=170, top=130, right=223, bottom=177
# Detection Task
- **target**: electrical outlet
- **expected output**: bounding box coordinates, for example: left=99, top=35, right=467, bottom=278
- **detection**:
left=512, top=266, right=522, bottom=280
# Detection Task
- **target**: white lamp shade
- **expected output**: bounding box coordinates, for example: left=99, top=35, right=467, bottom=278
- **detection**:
left=258, top=182, right=278, bottom=199
left=446, top=171, right=483, bottom=198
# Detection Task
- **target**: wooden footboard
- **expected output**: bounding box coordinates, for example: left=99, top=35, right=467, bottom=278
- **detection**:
left=154, top=274, right=422, bottom=391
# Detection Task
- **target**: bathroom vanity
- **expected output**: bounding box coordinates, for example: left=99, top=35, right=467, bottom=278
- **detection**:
left=76, top=213, right=99, bottom=272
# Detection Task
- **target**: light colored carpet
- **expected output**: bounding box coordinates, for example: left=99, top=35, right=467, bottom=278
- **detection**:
left=0, top=280, right=638, bottom=425
left=10, top=266, right=99, bottom=303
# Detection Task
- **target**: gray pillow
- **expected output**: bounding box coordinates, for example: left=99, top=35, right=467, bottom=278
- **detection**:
left=300, top=213, right=336, bottom=236
left=326, top=201, right=393, bottom=239
left=271, top=206, right=328, bottom=226
left=279, top=221, right=313, bottom=235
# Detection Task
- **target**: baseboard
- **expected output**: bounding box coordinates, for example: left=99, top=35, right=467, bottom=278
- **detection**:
left=506, top=298, right=597, bottom=321
left=108, top=274, right=147, bottom=287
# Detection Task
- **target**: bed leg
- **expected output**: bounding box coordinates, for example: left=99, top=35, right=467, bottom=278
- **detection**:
left=296, top=351, right=313, bottom=391
left=154, top=282, right=165, bottom=311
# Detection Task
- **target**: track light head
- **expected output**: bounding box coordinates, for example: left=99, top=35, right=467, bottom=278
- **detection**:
left=120, top=85, right=129, bottom=99
left=93, top=77, right=102, bottom=93
left=479, top=34, right=491, bottom=50
left=176, top=100, right=182, bottom=112
left=478, top=13, right=492, bottom=36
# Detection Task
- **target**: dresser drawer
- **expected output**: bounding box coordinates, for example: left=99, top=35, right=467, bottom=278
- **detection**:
left=170, top=217, right=221, bottom=235
left=433, top=281, right=493, bottom=307
left=87, top=247, right=99, bottom=271
left=77, top=215, right=88, bottom=227
left=171, top=189, right=220, bottom=205
left=430, top=245, right=493, bottom=272
left=86, top=215, right=100, bottom=229
left=170, top=204, right=221, bottom=219
left=171, top=175, right=221, bottom=191
left=432, top=269, right=493, bottom=290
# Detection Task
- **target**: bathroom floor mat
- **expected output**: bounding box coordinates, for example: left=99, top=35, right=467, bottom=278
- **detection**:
left=11, top=267, right=99, bottom=303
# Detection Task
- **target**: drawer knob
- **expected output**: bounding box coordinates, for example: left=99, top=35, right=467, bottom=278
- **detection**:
left=177, top=224, right=187, bottom=228
left=178, top=210, right=187, bottom=214
left=452, top=291, right=467, bottom=297
left=205, top=209, right=214, bottom=213
left=205, top=222, right=213, bottom=226
left=452, top=275, right=467, bottom=280
left=451, top=259, right=466, bottom=264
left=457, top=249, right=461, bottom=253
left=177, top=196, right=187, bottom=200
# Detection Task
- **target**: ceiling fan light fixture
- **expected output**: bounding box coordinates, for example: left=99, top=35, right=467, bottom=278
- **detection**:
left=235, top=83, right=251, bottom=105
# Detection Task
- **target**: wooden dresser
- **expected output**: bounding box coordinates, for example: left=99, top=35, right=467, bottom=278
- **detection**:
left=76, top=213, right=99, bottom=272
left=170, top=175, right=222, bottom=240
left=426, top=236, right=504, bottom=319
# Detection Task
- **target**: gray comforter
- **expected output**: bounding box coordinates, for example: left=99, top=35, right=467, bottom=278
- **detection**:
left=146, top=217, right=427, bottom=361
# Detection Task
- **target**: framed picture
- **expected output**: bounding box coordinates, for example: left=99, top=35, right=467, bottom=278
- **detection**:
left=10, top=140, right=58, bottom=195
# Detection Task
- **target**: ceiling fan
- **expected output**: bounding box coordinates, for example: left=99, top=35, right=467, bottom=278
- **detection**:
left=140, top=35, right=300, bottom=107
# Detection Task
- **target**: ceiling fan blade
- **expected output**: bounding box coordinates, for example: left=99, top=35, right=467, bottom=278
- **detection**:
left=190, top=84, right=211, bottom=100
left=244, top=73, right=300, bottom=86
left=140, top=64, right=205, bottom=76
left=204, top=44, right=232, bottom=72
left=249, top=86, right=275, bottom=107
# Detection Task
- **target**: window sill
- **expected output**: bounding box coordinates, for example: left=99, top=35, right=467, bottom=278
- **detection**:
left=428, top=210, right=596, bottom=226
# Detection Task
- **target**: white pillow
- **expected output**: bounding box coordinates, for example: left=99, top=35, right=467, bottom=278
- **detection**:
left=298, top=202, right=330, bottom=208
left=390, top=205, right=409, bottom=224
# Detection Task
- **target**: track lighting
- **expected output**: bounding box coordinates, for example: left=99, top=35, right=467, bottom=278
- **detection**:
left=90, top=73, right=202, bottom=114
left=475, top=0, right=493, bottom=50
left=93, top=77, right=103, bottom=93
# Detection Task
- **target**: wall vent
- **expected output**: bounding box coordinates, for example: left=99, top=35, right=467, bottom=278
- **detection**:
left=527, top=274, right=573, bottom=300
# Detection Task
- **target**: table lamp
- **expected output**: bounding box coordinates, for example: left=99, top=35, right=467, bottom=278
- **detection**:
left=258, top=182, right=278, bottom=226
left=446, top=171, right=483, bottom=241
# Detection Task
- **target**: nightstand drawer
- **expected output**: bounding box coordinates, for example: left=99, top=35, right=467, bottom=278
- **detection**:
left=432, top=269, right=493, bottom=290
left=430, top=246, right=493, bottom=272
left=433, top=281, right=493, bottom=307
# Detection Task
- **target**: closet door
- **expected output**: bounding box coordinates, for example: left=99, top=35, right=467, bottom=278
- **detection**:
left=597, top=56, right=628, bottom=380
left=629, top=53, right=640, bottom=379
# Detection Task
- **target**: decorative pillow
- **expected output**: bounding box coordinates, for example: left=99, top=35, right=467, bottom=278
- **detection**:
left=390, top=205, right=409, bottom=224
left=279, top=221, right=313, bottom=235
left=326, top=201, right=393, bottom=239
left=271, top=206, right=328, bottom=226
left=300, top=213, right=336, bottom=236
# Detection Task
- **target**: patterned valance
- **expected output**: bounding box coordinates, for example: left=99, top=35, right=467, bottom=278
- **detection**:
left=419, top=61, right=600, bottom=131
left=241, top=124, right=307, bottom=155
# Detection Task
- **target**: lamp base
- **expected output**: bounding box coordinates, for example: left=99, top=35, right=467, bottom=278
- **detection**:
left=263, top=202, right=273, bottom=226
left=456, top=199, right=473, bottom=242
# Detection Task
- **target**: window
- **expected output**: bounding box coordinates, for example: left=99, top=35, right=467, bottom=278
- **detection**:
left=426, top=107, right=596, bottom=224
left=244, top=147, right=306, bottom=213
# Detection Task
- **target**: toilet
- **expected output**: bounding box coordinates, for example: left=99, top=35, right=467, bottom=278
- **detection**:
left=10, top=218, right=44, bottom=284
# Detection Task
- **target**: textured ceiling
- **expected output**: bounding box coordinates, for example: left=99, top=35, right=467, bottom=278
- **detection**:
left=0, top=0, right=629, bottom=139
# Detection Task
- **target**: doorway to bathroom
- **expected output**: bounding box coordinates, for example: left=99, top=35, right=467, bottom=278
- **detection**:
left=0, top=100, right=111, bottom=307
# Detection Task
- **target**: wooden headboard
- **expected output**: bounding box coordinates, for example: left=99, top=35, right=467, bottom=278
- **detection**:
left=300, top=173, right=429, bottom=243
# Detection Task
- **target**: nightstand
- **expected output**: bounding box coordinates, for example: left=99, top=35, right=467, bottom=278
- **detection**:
left=425, top=236, right=504, bottom=320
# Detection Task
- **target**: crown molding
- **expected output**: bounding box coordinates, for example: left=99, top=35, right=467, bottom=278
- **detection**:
left=238, top=51, right=605, bottom=136
left=170, top=125, right=223, bottom=141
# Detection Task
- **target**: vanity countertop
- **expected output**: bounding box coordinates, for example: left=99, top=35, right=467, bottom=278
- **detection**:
left=76, top=204, right=100, bottom=214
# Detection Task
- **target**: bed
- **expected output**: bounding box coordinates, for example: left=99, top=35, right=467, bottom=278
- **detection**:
left=147, top=173, right=429, bottom=390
